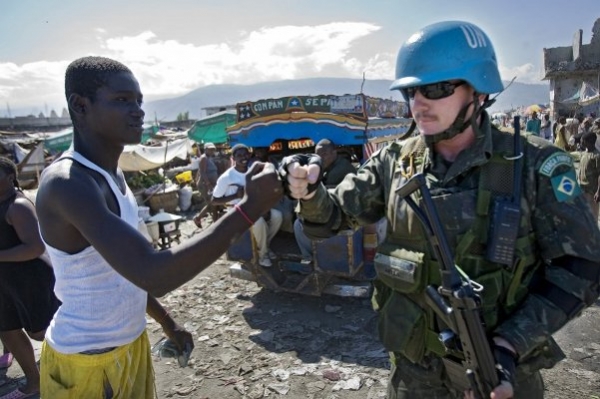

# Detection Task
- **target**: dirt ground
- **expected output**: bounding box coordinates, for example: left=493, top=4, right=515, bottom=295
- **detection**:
left=1, top=213, right=599, bottom=399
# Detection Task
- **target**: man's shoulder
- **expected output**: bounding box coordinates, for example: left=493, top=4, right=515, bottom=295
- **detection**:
left=217, top=167, right=236, bottom=179
left=216, top=167, right=244, bottom=185
left=337, top=156, right=356, bottom=170
left=37, top=158, right=100, bottom=212
left=528, top=145, right=577, bottom=180
left=40, top=157, right=82, bottom=185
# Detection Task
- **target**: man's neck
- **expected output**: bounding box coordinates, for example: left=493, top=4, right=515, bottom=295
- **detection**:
left=433, top=128, right=476, bottom=163
left=73, top=137, right=122, bottom=173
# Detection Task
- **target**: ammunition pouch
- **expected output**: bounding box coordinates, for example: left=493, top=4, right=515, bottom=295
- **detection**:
left=377, top=290, right=426, bottom=363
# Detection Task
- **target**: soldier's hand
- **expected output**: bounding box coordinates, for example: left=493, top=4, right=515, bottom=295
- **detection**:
left=489, top=381, right=514, bottom=399
left=279, top=154, right=322, bottom=200
left=489, top=338, right=516, bottom=399
left=244, top=162, right=284, bottom=213
left=463, top=381, right=513, bottom=399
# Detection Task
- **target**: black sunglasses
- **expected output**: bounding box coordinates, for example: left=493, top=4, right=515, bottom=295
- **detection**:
left=403, top=81, right=466, bottom=100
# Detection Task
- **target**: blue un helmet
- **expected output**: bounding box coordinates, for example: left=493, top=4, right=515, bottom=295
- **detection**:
left=390, top=21, right=504, bottom=98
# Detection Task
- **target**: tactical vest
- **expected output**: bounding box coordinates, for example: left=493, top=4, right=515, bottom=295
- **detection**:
left=373, top=132, right=540, bottom=364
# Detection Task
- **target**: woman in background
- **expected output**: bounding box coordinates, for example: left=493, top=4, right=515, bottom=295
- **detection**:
left=0, top=157, right=60, bottom=399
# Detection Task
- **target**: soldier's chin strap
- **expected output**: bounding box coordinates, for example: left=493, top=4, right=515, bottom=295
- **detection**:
left=423, top=94, right=496, bottom=146
left=396, top=77, right=513, bottom=145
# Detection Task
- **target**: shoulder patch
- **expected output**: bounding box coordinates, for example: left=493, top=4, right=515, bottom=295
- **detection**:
left=539, top=152, right=574, bottom=177
left=550, top=170, right=581, bottom=202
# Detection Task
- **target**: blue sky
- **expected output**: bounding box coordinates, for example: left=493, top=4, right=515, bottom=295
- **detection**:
left=1, top=0, right=598, bottom=116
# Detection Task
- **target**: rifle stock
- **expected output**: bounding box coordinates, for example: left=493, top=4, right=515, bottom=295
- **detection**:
left=396, top=173, right=499, bottom=398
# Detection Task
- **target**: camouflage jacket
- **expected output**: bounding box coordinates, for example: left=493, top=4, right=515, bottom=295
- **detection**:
left=299, top=112, right=600, bottom=361
left=577, top=150, right=600, bottom=194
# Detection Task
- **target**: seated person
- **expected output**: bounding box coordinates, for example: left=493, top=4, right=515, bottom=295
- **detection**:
left=212, top=144, right=282, bottom=267
left=294, top=139, right=357, bottom=260
left=313, top=139, right=357, bottom=187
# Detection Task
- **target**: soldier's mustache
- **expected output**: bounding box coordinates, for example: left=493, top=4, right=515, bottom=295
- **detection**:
left=414, top=112, right=437, bottom=121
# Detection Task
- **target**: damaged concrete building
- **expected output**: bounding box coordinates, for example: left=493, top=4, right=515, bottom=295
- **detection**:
left=543, top=18, right=600, bottom=118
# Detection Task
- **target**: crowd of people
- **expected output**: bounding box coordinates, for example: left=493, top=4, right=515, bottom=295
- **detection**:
left=495, top=110, right=600, bottom=151
left=2, top=19, right=600, bottom=399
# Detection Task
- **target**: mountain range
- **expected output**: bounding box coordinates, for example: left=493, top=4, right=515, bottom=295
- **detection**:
left=142, top=77, right=550, bottom=122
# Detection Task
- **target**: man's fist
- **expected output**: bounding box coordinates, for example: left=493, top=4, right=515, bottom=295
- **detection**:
left=278, top=154, right=323, bottom=200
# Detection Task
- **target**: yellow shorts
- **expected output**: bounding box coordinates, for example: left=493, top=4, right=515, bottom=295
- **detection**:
left=40, top=331, right=156, bottom=399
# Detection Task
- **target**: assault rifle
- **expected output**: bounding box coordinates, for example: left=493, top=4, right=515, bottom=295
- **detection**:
left=396, top=173, right=499, bottom=398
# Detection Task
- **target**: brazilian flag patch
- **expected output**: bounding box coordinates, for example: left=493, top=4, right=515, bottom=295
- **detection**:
left=550, top=170, right=581, bottom=202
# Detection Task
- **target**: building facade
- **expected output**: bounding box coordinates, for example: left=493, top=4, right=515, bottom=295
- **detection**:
left=543, top=18, right=600, bottom=118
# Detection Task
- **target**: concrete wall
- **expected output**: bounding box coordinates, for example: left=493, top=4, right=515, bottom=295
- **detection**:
left=0, top=116, right=72, bottom=130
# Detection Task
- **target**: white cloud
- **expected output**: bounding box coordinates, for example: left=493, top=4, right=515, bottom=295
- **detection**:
left=0, top=22, right=386, bottom=113
left=499, top=63, right=544, bottom=84
left=0, top=22, right=544, bottom=115
left=0, top=60, right=69, bottom=113
left=103, top=22, right=384, bottom=94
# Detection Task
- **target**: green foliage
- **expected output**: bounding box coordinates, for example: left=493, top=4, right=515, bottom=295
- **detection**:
left=176, top=111, right=190, bottom=121
left=126, top=172, right=166, bottom=190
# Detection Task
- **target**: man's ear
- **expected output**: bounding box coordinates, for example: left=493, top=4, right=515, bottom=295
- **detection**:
left=68, top=93, right=88, bottom=117
left=478, top=93, right=487, bottom=106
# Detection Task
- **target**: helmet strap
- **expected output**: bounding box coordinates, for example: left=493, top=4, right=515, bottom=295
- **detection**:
left=423, top=94, right=496, bottom=146
left=396, top=119, right=418, bottom=141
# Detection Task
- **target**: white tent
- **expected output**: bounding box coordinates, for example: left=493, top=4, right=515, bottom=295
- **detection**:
left=580, top=81, right=599, bottom=105
left=118, top=138, right=190, bottom=172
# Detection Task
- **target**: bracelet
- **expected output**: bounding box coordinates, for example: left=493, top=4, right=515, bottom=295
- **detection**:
left=234, top=204, right=254, bottom=226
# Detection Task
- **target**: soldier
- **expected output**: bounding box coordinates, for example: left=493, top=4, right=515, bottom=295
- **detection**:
left=281, top=21, right=600, bottom=399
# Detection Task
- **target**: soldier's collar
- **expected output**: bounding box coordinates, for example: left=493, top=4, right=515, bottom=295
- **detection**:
left=431, top=112, right=493, bottom=185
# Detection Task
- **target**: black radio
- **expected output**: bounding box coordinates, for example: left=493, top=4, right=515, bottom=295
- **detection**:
left=486, top=116, right=523, bottom=267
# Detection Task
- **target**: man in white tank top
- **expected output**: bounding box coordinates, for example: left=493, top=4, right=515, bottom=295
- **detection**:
left=36, top=56, right=284, bottom=399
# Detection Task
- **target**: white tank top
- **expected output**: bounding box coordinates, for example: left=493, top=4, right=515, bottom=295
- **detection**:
left=44, top=151, right=147, bottom=354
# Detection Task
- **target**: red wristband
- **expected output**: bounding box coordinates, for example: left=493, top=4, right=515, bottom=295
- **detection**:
left=234, top=204, right=254, bottom=226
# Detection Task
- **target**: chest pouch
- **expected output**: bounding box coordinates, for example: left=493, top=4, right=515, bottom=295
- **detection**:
left=374, top=244, right=427, bottom=293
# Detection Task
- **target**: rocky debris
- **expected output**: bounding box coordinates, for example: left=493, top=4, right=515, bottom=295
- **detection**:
left=148, top=216, right=391, bottom=398
left=150, top=269, right=390, bottom=398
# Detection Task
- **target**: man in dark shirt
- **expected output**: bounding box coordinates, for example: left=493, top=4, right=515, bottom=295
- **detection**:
left=315, top=139, right=357, bottom=187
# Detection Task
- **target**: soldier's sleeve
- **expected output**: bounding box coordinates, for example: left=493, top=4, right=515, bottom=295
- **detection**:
left=298, top=146, right=395, bottom=239
left=494, top=145, right=600, bottom=360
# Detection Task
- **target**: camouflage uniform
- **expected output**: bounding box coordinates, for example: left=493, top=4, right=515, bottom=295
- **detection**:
left=577, top=148, right=600, bottom=222
left=298, top=113, right=600, bottom=398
